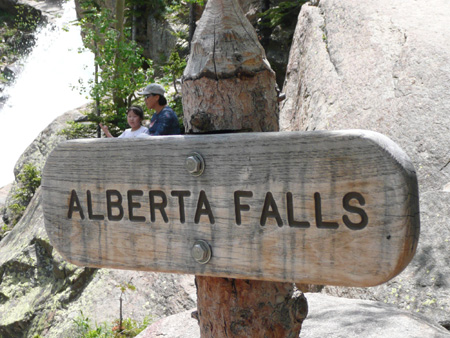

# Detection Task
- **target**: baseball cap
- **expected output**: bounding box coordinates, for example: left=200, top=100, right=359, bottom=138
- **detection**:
left=137, top=83, right=165, bottom=96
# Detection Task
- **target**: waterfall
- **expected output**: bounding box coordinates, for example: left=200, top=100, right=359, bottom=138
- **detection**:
left=0, top=0, right=94, bottom=188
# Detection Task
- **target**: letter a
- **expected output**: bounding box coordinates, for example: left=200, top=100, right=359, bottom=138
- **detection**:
left=68, top=190, right=85, bottom=219
left=260, top=192, right=283, bottom=226
left=194, top=190, right=215, bottom=224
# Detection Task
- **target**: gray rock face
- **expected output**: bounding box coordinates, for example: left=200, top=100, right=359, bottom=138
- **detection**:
left=14, top=105, right=87, bottom=177
left=300, top=293, right=450, bottom=338
left=280, top=0, right=450, bottom=328
left=280, top=0, right=450, bottom=192
left=2, top=105, right=86, bottom=224
left=137, top=309, right=200, bottom=338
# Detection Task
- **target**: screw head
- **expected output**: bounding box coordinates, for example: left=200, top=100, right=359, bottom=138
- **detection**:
left=185, top=152, right=205, bottom=176
left=186, top=156, right=201, bottom=173
left=191, top=240, right=212, bottom=264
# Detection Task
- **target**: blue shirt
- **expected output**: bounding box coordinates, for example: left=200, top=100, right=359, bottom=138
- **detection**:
left=147, top=106, right=181, bottom=136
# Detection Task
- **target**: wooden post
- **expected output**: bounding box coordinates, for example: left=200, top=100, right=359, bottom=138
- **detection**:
left=182, top=0, right=279, bottom=134
left=181, top=0, right=307, bottom=335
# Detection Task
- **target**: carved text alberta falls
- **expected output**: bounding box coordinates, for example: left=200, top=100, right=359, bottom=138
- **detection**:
left=68, top=188, right=368, bottom=230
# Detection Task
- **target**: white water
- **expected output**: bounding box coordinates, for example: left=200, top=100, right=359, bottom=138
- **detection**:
left=0, top=1, right=93, bottom=188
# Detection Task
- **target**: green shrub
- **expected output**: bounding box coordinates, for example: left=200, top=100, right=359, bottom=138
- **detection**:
left=66, top=0, right=190, bottom=139
left=14, top=5, right=42, bottom=31
left=58, top=120, right=98, bottom=140
left=72, top=311, right=151, bottom=338
left=258, top=0, right=308, bottom=29
left=72, top=3, right=154, bottom=136
left=112, top=317, right=151, bottom=337
left=7, top=163, right=41, bottom=226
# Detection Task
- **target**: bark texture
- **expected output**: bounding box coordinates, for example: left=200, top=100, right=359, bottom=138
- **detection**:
left=196, top=278, right=307, bottom=337
left=182, top=0, right=279, bottom=133
left=182, top=0, right=306, bottom=336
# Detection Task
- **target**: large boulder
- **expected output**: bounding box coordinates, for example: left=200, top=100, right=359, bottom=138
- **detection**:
left=280, top=0, right=450, bottom=329
left=2, top=105, right=87, bottom=225
left=137, top=293, right=450, bottom=337
left=300, top=293, right=450, bottom=338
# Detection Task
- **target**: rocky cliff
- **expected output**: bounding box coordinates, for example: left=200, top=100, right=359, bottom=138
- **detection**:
left=280, top=0, right=450, bottom=329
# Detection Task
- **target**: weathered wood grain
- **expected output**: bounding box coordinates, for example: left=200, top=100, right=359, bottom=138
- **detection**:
left=42, top=130, right=419, bottom=287
left=181, top=0, right=279, bottom=133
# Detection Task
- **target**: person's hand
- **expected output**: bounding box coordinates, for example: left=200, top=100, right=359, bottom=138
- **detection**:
left=99, top=123, right=113, bottom=138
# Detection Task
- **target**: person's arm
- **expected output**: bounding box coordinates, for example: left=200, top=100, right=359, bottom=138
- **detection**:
left=99, top=123, right=114, bottom=138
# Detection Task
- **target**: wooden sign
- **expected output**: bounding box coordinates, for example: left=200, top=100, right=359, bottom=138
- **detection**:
left=42, top=130, right=419, bottom=287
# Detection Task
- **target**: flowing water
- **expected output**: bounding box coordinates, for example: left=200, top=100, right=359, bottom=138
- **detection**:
left=0, top=0, right=93, bottom=188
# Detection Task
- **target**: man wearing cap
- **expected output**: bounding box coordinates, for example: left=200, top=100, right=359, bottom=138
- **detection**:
left=138, top=83, right=181, bottom=136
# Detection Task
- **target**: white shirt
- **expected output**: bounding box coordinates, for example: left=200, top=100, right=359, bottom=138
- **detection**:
left=118, top=126, right=148, bottom=138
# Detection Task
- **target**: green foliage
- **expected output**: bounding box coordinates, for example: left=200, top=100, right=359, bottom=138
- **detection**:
left=166, top=0, right=204, bottom=21
left=66, top=0, right=190, bottom=138
left=112, top=317, right=151, bottom=337
left=127, top=0, right=167, bottom=21
left=0, top=8, right=41, bottom=82
left=0, top=11, right=13, bottom=25
left=116, top=278, right=136, bottom=334
left=8, top=203, right=26, bottom=225
left=7, top=163, right=41, bottom=226
left=162, top=51, right=186, bottom=93
left=72, top=296, right=151, bottom=337
left=72, top=313, right=150, bottom=338
left=73, top=311, right=112, bottom=337
left=258, top=0, right=308, bottom=28
left=117, top=280, right=136, bottom=294
left=74, top=2, right=154, bottom=134
left=14, top=5, right=42, bottom=32
left=383, top=276, right=446, bottom=314
left=17, top=163, right=41, bottom=195
left=58, top=120, right=98, bottom=140
left=9, top=163, right=41, bottom=226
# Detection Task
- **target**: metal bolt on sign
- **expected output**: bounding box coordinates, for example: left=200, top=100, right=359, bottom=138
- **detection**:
left=192, top=240, right=212, bottom=264
left=185, top=152, right=205, bottom=176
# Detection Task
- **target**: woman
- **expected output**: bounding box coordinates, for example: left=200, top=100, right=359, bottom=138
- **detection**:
left=99, top=106, right=148, bottom=138
left=138, top=83, right=180, bottom=136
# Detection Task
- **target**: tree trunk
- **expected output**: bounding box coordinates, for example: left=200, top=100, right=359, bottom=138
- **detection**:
left=181, top=0, right=308, bottom=336
left=113, top=0, right=126, bottom=111
left=182, top=0, right=279, bottom=133
left=196, top=277, right=307, bottom=337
